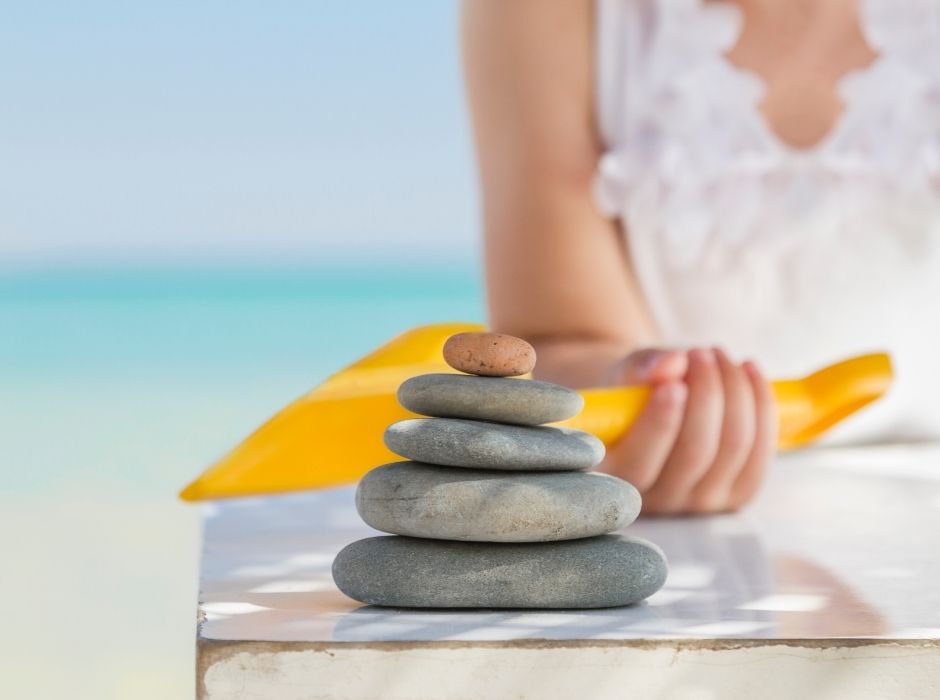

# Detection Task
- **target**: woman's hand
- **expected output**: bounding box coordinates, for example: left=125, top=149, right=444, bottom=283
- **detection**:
left=597, top=347, right=777, bottom=515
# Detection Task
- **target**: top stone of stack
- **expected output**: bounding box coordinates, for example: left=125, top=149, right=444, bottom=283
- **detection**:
left=443, top=332, right=536, bottom=377
left=393, top=330, right=598, bottom=465
left=398, top=330, right=585, bottom=425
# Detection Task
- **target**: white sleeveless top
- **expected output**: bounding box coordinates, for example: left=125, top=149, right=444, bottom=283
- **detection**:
left=594, top=0, right=940, bottom=442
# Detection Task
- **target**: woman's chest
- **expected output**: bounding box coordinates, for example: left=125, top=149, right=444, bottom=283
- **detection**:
left=721, top=0, right=881, bottom=151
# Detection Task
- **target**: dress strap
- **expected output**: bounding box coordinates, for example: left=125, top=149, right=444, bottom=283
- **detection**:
left=595, top=0, right=657, bottom=150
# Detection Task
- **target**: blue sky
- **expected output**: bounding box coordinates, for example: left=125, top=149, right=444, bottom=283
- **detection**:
left=0, top=1, right=478, bottom=264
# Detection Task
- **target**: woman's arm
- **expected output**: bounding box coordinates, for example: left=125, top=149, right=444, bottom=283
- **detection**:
left=462, top=0, right=650, bottom=388
left=461, top=0, right=775, bottom=514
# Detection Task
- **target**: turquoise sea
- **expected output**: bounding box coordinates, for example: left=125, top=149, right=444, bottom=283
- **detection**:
left=0, top=261, right=483, bottom=698
left=1, top=261, right=484, bottom=493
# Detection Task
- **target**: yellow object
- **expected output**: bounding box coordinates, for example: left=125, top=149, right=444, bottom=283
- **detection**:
left=180, top=322, right=893, bottom=502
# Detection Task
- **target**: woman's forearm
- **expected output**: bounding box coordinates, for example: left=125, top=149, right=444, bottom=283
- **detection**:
left=463, top=0, right=656, bottom=391
left=528, top=336, right=632, bottom=388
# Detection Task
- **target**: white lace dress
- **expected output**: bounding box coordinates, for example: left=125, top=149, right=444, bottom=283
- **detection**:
left=594, top=0, right=940, bottom=442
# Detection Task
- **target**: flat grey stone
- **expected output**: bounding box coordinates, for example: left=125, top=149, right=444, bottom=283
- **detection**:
left=398, top=373, right=583, bottom=425
left=384, top=418, right=605, bottom=470
left=356, top=462, right=640, bottom=542
left=332, top=534, right=668, bottom=608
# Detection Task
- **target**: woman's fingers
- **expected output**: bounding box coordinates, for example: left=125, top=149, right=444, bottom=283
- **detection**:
left=598, top=381, right=687, bottom=491
left=728, top=361, right=777, bottom=508
left=598, top=347, right=688, bottom=489
left=685, top=348, right=756, bottom=512
left=599, top=347, right=773, bottom=516
left=612, top=348, right=688, bottom=386
left=642, top=349, right=724, bottom=513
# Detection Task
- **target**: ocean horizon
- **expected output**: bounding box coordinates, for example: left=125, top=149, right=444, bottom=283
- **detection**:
left=1, top=259, right=484, bottom=492
left=0, top=258, right=484, bottom=698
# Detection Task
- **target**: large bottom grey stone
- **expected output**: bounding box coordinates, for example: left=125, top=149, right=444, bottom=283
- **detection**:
left=384, top=418, right=605, bottom=470
left=397, top=373, right=583, bottom=425
left=356, top=461, right=640, bottom=542
left=332, top=534, right=668, bottom=609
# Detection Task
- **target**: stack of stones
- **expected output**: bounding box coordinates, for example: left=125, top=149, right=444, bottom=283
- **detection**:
left=332, top=332, right=667, bottom=609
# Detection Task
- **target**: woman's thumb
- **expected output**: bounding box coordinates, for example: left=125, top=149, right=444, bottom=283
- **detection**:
left=615, top=348, right=688, bottom=386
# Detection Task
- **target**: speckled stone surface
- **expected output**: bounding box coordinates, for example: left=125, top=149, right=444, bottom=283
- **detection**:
left=384, top=418, right=605, bottom=470
left=397, top=373, right=583, bottom=425
left=332, top=534, right=668, bottom=608
left=356, top=461, right=640, bottom=542
left=442, top=332, right=536, bottom=377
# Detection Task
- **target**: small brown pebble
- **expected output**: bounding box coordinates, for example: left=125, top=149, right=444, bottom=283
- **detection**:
left=442, top=332, right=536, bottom=377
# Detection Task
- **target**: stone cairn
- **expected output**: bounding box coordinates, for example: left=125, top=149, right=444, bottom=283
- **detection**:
left=332, top=331, right=667, bottom=608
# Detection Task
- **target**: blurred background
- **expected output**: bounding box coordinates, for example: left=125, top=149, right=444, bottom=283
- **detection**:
left=0, top=2, right=482, bottom=697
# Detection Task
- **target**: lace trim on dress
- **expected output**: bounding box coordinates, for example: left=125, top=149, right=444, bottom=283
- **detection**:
left=594, top=0, right=940, bottom=219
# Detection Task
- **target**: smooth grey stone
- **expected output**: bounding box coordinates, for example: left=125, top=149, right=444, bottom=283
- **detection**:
left=397, top=373, right=583, bottom=425
left=332, top=534, right=668, bottom=609
left=384, top=418, right=605, bottom=470
left=356, top=461, right=640, bottom=542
